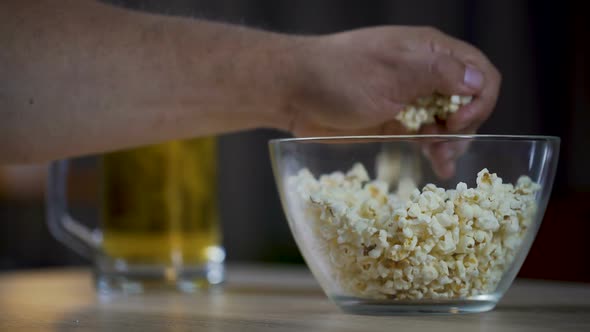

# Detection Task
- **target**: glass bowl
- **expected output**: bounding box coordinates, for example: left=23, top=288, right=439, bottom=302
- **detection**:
left=269, top=135, right=559, bottom=315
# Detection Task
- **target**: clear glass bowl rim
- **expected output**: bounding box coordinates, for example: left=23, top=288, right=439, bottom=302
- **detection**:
left=269, top=134, right=560, bottom=145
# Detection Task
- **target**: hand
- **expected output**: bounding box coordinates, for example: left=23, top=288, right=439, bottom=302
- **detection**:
left=286, top=26, right=501, bottom=177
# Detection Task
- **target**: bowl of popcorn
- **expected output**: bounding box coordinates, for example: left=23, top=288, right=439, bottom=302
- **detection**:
left=269, top=132, right=559, bottom=314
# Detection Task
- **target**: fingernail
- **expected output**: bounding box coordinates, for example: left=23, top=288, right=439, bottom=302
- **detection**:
left=464, top=66, right=484, bottom=90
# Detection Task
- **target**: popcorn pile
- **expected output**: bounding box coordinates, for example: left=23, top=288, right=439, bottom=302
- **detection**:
left=287, top=164, right=540, bottom=300
left=396, top=94, right=473, bottom=131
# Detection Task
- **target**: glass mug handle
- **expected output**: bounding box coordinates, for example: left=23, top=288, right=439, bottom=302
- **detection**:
left=46, top=159, right=101, bottom=258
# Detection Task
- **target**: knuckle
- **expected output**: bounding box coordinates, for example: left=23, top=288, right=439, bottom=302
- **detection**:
left=431, top=56, right=444, bottom=76
left=433, top=54, right=451, bottom=71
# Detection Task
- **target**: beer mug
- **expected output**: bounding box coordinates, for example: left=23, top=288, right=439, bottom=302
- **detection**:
left=46, top=138, right=225, bottom=294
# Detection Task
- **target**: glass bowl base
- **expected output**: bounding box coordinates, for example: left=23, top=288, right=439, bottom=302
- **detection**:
left=333, top=295, right=498, bottom=315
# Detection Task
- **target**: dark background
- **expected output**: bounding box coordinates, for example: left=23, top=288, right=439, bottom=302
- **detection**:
left=1, top=0, right=588, bottom=282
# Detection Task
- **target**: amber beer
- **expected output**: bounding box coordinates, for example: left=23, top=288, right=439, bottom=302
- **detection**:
left=100, top=137, right=219, bottom=265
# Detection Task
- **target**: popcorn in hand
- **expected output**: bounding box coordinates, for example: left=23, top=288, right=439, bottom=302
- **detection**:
left=396, top=94, right=473, bottom=131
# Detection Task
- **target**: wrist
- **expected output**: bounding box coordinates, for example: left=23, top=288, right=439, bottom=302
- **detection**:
left=166, top=19, right=311, bottom=134
left=247, top=33, right=310, bottom=132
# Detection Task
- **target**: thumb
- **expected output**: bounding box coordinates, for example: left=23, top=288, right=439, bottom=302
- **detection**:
left=395, top=52, right=485, bottom=101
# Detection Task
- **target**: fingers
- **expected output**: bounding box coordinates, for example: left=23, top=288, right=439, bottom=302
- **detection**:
left=391, top=52, right=485, bottom=103
left=446, top=68, right=501, bottom=132
left=426, top=53, right=484, bottom=94
left=389, top=50, right=495, bottom=135
left=429, top=36, right=502, bottom=133
left=402, top=29, right=502, bottom=133
left=424, top=139, right=470, bottom=179
left=419, top=124, right=475, bottom=179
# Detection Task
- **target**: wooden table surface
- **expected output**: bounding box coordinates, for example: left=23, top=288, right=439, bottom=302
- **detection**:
left=0, top=265, right=589, bottom=331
